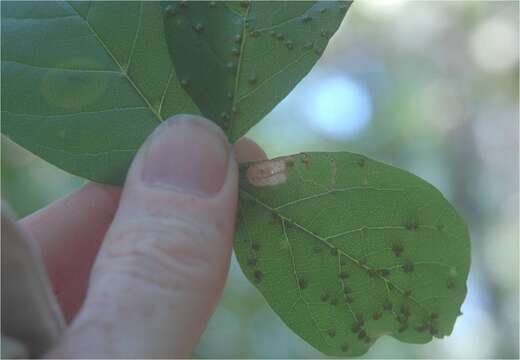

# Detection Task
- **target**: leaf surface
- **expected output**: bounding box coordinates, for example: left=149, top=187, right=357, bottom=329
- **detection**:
left=162, top=1, right=351, bottom=141
left=1, top=1, right=199, bottom=184
left=235, top=152, right=470, bottom=356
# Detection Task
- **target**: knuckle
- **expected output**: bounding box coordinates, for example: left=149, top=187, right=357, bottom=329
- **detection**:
left=93, top=216, right=229, bottom=294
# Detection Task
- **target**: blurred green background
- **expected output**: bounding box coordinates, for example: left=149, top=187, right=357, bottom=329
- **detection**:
left=2, top=1, right=518, bottom=358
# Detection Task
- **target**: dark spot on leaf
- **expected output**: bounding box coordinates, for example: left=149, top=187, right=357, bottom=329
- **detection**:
left=357, top=158, right=366, bottom=167
left=404, top=289, right=412, bottom=298
left=430, top=326, right=438, bottom=335
left=247, top=257, right=256, bottom=267
left=276, top=32, right=284, bottom=40
left=321, top=292, right=330, bottom=302
left=330, top=297, right=338, bottom=306
left=400, top=304, right=410, bottom=317
left=254, top=270, right=262, bottom=283
left=251, top=30, right=260, bottom=37
left=402, top=260, right=414, bottom=273
left=286, top=160, right=295, bottom=167
left=392, top=243, right=404, bottom=257
left=398, top=323, right=408, bottom=333
left=320, top=7, right=327, bottom=13
left=372, top=311, right=382, bottom=320
left=383, top=300, right=393, bottom=311
left=285, top=40, right=294, bottom=49
left=364, top=336, right=371, bottom=344
left=298, top=278, right=308, bottom=289
left=302, top=14, right=312, bottom=23
left=351, top=318, right=364, bottom=332
left=343, top=286, right=352, bottom=294
left=415, top=323, right=429, bottom=333
left=436, top=223, right=445, bottom=231
left=240, top=0, right=249, bottom=8
left=379, top=269, right=390, bottom=277
left=251, top=242, right=260, bottom=251
left=359, top=257, right=368, bottom=266
left=339, top=271, right=349, bottom=279
left=396, top=314, right=408, bottom=324
left=341, top=343, right=349, bottom=352
left=330, top=248, right=338, bottom=256
left=356, top=312, right=365, bottom=325
left=447, top=279, right=455, bottom=290
left=405, top=220, right=418, bottom=231
left=340, top=257, right=347, bottom=266
left=430, top=312, right=439, bottom=320
left=367, top=268, right=377, bottom=278
left=327, top=329, right=336, bottom=338
left=345, top=295, right=353, bottom=304
left=358, top=330, right=366, bottom=340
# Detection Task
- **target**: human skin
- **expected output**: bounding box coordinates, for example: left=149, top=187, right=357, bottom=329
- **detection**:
left=19, top=115, right=267, bottom=358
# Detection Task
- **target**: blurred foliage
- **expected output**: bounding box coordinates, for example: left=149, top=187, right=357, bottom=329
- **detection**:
left=1, top=1, right=518, bottom=358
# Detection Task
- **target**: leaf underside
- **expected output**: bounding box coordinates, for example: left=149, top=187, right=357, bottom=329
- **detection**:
left=162, top=1, right=351, bottom=142
left=1, top=3, right=472, bottom=358
left=1, top=1, right=199, bottom=184
left=235, top=152, right=470, bottom=356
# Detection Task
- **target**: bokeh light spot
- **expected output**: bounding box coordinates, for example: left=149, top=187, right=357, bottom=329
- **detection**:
left=469, top=16, right=519, bottom=73
left=305, top=76, right=372, bottom=139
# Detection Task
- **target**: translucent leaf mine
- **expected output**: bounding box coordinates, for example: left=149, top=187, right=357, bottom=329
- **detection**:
left=234, top=152, right=471, bottom=356
left=162, top=1, right=352, bottom=141
left=1, top=1, right=198, bottom=184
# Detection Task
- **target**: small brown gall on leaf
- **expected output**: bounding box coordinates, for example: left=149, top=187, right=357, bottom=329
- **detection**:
left=246, top=157, right=293, bottom=187
left=321, top=292, right=330, bottom=302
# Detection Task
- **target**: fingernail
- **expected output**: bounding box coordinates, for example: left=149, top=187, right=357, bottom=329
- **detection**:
left=142, top=115, right=230, bottom=196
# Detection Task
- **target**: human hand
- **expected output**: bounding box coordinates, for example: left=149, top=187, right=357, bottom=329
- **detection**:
left=20, top=115, right=266, bottom=358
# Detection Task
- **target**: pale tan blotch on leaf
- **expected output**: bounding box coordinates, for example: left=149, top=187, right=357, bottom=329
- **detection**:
left=246, top=157, right=293, bottom=187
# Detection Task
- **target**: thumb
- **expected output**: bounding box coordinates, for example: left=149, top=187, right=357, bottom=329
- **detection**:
left=49, top=115, right=238, bottom=358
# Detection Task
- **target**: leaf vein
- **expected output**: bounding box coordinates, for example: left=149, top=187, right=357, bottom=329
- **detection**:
left=68, top=1, right=162, bottom=124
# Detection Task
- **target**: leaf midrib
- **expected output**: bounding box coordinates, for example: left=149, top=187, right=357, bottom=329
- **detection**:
left=238, top=188, right=432, bottom=316
left=230, top=3, right=250, bottom=117
left=68, top=1, right=162, bottom=124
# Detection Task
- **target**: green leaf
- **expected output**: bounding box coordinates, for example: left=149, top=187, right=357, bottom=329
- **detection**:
left=162, top=1, right=351, bottom=142
left=1, top=1, right=199, bottom=184
left=235, top=152, right=470, bottom=356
